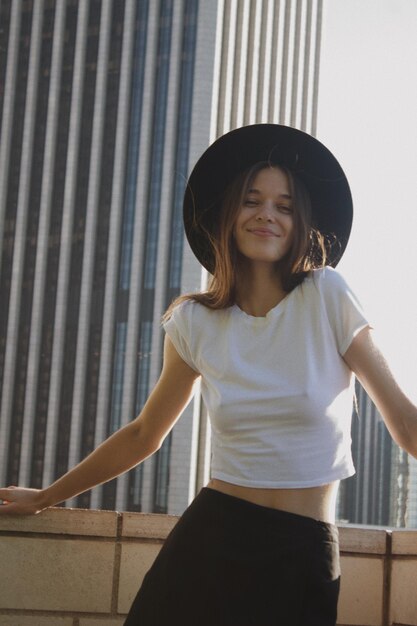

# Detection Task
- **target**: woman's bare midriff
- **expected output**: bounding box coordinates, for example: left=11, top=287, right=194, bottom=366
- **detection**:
left=206, top=478, right=340, bottom=524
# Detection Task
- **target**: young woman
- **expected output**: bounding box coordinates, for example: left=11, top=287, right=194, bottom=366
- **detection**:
left=1, top=124, right=417, bottom=626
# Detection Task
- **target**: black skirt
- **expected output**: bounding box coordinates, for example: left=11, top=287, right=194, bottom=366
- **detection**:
left=124, top=487, right=340, bottom=626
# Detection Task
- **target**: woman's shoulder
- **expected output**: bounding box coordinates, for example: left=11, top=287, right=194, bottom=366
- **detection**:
left=298, top=268, right=361, bottom=313
left=165, top=298, right=198, bottom=325
left=166, top=297, right=229, bottom=325
left=308, top=266, right=351, bottom=292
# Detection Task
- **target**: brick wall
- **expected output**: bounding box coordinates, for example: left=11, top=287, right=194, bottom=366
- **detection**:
left=0, top=508, right=416, bottom=625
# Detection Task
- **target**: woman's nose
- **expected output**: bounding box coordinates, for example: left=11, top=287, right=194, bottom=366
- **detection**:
left=255, top=202, right=274, bottom=221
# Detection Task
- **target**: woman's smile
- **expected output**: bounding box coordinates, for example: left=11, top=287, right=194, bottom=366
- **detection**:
left=247, top=227, right=279, bottom=237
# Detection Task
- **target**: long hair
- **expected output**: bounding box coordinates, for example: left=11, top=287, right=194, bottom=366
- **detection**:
left=163, top=162, right=328, bottom=320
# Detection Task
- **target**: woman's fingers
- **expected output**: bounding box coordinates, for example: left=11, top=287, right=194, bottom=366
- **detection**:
left=0, top=487, right=44, bottom=515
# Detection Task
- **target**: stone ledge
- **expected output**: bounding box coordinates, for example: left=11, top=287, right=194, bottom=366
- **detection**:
left=391, top=528, right=417, bottom=555
left=0, top=617, right=74, bottom=626
left=338, top=556, right=384, bottom=625
left=338, top=524, right=389, bottom=555
left=1, top=508, right=417, bottom=626
left=121, top=511, right=178, bottom=539
left=0, top=507, right=119, bottom=537
left=0, top=536, right=115, bottom=612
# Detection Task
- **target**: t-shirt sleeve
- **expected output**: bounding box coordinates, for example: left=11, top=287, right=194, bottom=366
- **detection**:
left=319, top=267, right=371, bottom=355
left=162, top=302, right=199, bottom=372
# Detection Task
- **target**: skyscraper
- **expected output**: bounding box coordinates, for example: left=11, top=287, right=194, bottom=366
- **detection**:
left=408, top=456, right=417, bottom=527
left=0, top=0, right=325, bottom=515
left=0, top=0, right=213, bottom=514
left=337, top=381, right=410, bottom=527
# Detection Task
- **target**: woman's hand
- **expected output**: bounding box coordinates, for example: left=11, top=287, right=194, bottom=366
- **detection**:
left=0, top=487, right=47, bottom=515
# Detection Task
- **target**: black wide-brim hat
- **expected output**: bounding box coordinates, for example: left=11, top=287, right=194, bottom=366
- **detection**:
left=183, top=124, right=353, bottom=272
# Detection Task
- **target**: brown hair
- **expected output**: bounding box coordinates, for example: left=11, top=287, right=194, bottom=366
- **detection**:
left=163, top=162, right=328, bottom=320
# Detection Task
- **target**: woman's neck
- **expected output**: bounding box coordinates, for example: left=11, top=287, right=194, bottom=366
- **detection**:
left=235, top=262, right=287, bottom=317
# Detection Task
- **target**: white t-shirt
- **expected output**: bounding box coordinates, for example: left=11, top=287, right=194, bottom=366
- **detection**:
left=163, top=267, right=369, bottom=488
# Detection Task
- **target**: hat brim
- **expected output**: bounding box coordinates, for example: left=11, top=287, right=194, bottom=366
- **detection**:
left=183, top=124, right=353, bottom=272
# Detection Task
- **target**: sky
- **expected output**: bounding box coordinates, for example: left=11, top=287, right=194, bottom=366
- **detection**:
left=317, top=0, right=417, bottom=400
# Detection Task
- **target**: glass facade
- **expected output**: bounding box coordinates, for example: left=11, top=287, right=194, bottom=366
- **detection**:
left=102, top=0, right=200, bottom=513
left=337, top=381, right=408, bottom=527
left=0, top=0, right=200, bottom=512
left=151, top=0, right=199, bottom=513
left=3, top=1, right=56, bottom=486
left=31, top=0, right=78, bottom=487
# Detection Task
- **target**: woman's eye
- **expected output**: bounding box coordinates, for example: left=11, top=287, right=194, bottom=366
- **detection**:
left=277, top=205, right=292, bottom=214
left=244, top=199, right=258, bottom=206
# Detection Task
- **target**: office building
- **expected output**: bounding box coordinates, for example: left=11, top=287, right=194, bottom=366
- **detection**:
left=337, top=382, right=410, bottom=527
left=0, top=0, right=211, bottom=514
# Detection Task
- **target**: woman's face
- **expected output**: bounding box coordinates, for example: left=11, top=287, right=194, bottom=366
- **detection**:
left=233, top=167, right=294, bottom=265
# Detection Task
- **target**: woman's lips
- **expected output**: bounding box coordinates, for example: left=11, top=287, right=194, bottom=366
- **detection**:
left=248, top=228, right=279, bottom=237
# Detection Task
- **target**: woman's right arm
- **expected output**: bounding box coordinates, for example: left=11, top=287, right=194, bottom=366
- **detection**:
left=0, top=336, right=199, bottom=515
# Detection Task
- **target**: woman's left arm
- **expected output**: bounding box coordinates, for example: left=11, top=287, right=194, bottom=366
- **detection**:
left=343, top=326, right=417, bottom=458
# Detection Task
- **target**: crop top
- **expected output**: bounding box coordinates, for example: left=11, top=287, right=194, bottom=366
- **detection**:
left=163, top=267, right=370, bottom=488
